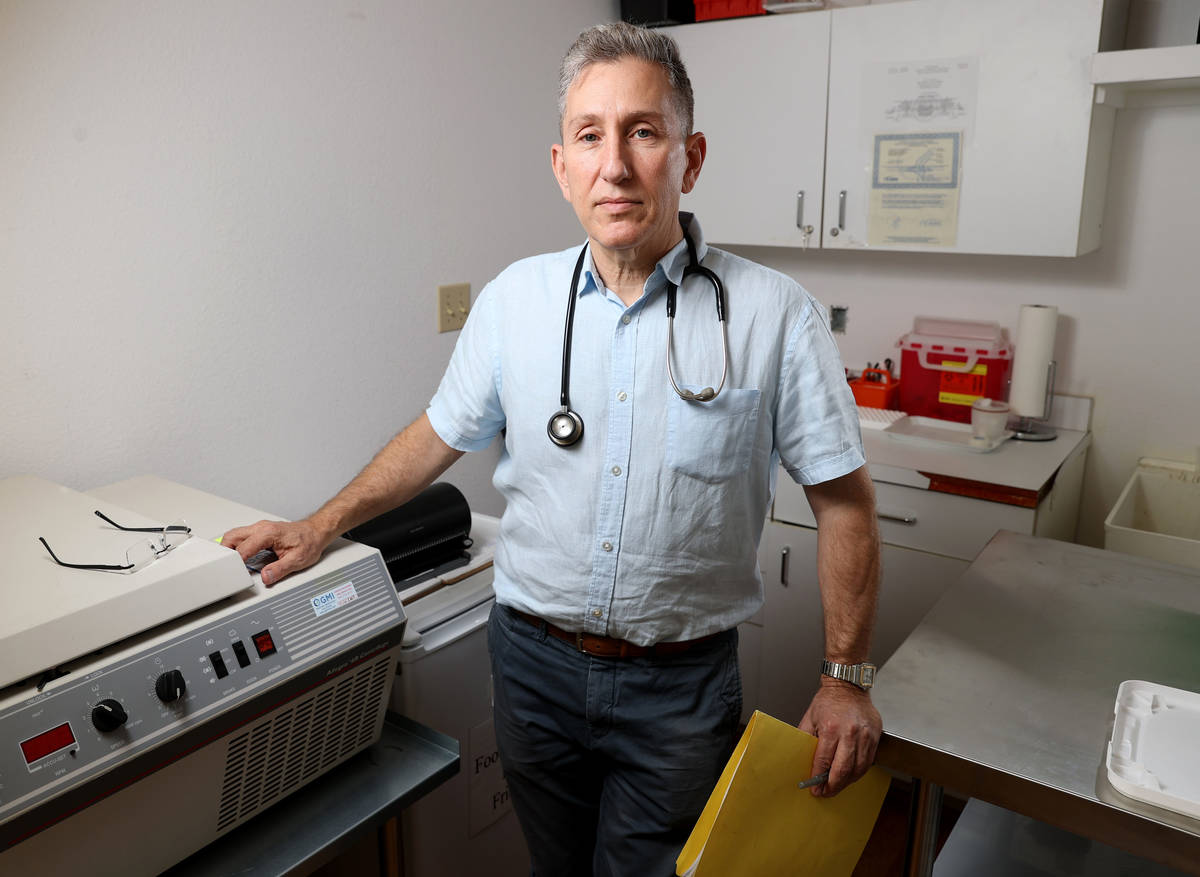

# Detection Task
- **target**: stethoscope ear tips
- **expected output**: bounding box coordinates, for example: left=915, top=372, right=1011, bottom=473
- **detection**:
left=547, top=408, right=584, bottom=447
left=680, top=387, right=717, bottom=402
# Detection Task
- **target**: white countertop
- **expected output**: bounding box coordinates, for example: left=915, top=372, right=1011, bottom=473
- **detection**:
left=861, top=427, right=1090, bottom=494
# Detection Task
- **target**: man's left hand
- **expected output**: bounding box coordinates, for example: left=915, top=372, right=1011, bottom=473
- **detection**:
left=797, top=680, right=882, bottom=797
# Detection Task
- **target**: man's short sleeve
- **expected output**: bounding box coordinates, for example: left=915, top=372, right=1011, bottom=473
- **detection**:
left=773, top=294, right=865, bottom=485
left=426, top=284, right=505, bottom=452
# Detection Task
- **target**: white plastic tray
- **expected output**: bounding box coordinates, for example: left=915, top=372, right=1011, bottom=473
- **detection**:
left=881, top=415, right=1012, bottom=453
left=1106, top=679, right=1200, bottom=820
left=856, top=406, right=907, bottom=431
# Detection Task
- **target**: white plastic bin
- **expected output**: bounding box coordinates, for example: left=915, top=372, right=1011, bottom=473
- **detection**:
left=1104, top=458, right=1200, bottom=570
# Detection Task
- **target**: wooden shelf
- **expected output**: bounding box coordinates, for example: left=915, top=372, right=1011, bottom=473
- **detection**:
left=1092, top=44, right=1200, bottom=107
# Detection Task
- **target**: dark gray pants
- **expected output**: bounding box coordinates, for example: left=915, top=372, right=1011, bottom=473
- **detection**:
left=487, top=603, right=741, bottom=877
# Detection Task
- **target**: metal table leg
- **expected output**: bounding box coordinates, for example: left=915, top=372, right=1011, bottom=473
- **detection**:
left=904, top=778, right=944, bottom=877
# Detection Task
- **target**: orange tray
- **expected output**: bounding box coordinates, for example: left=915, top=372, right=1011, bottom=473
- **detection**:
left=850, top=368, right=900, bottom=410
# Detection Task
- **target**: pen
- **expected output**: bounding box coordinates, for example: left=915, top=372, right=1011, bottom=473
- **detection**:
left=797, top=772, right=829, bottom=790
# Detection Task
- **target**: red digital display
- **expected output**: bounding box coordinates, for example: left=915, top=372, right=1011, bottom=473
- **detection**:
left=20, top=722, right=76, bottom=764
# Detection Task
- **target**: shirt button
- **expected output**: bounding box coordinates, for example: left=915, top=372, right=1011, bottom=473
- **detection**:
left=621, top=314, right=631, bottom=325
left=617, top=391, right=628, bottom=402
left=611, top=466, right=622, bottom=477
left=602, top=541, right=613, bottom=552
left=592, top=609, right=603, bottom=618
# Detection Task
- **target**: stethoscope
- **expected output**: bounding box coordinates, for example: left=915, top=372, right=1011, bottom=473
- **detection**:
left=547, top=222, right=730, bottom=448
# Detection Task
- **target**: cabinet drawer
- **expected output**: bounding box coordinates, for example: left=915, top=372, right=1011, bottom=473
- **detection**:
left=773, top=477, right=1033, bottom=561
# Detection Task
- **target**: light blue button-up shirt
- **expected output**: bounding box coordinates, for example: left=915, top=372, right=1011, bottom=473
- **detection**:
left=427, top=216, right=863, bottom=645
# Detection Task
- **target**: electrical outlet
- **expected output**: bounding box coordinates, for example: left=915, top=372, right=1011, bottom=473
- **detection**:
left=437, top=283, right=471, bottom=333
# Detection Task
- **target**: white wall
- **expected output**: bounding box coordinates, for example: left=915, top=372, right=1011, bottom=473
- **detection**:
left=1, top=0, right=616, bottom=521
left=3, top=1, right=1196, bottom=550
left=733, top=100, right=1200, bottom=547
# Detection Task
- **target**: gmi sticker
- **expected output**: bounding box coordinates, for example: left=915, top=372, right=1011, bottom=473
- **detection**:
left=311, top=582, right=359, bottom=617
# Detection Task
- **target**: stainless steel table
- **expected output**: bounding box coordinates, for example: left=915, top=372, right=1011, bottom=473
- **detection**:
left=873, top=531, right=1200, bottom=875
left=163, top=713, right=460, bottom=876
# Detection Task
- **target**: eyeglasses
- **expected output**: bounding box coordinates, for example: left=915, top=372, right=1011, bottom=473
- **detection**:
left=39, top=510, right=192, bottom=574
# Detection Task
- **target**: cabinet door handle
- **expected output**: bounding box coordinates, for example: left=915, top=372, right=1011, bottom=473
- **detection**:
left=780, top=546, right=790, bottom=587
left=877, top=508, right=917, bottom=525
left=837, top=189, right=847, bottom=231
left=796, top=190, right=805, bottom=229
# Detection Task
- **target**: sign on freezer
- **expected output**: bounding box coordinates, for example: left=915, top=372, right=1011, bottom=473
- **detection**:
left=469, top=717, right=514, bottom=835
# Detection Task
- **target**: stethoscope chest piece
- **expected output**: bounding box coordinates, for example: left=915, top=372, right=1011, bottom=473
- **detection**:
left=547, top=407, right=584, bottom=447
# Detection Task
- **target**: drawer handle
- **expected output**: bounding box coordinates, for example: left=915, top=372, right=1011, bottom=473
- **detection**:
left=780, top=546, right=790, bottom=587
left=877, top=508, right=917, bottom=525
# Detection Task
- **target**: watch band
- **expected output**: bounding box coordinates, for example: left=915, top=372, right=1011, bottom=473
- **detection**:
left=821, top=659, right=876, bottom=691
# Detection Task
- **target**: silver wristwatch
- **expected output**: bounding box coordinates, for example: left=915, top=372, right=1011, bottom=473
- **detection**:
left=821, top=659, right=876, bottom=691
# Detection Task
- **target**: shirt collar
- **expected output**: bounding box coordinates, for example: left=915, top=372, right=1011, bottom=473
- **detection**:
left=658, top=212, right=709, bottom=291
left=578, top=212, right=710, bottom=299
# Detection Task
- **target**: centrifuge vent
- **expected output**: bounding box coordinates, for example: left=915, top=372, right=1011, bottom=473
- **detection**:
left=216, top=656, right=393, bottom=832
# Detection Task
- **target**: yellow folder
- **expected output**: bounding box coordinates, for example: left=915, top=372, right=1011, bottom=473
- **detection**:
left=676, top=710, right=891, bottom=877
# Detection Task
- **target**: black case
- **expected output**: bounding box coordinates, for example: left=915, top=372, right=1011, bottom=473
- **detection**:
left=343, top=482, right=473, bottom=585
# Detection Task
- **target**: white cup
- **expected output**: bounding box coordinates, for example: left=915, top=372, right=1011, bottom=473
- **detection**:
left=971, top=398, right=1011, bottom=440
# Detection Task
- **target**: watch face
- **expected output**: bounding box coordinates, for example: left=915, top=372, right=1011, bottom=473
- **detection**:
left=861, top=666, right=876, bottom=688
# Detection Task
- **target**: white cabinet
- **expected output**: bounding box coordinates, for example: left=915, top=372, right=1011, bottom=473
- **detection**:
left=668, top=0, right=1124, bottom=256
left=755, top=520, right=968, bottom=727
left=823, top=0, right=1114, bottom=256
left=754, top=522, right=825, bottom=727
left=1092, top=43, right=1200, bottom=108
left=747, top=427, right=1090, bottom=726
left=667, top=12, right=831, bottom=248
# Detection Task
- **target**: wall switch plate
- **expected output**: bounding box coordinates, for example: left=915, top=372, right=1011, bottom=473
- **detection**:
left=830, top=305, right=848, bottom=334
left=437, top=283, right=471, bottom=333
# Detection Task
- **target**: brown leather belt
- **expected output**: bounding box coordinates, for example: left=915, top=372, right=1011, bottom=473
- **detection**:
left=511, top=609, right=720, bottom=658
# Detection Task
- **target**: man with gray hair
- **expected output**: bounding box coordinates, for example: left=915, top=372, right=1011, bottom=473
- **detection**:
left=225, top=20, right=881, bottom=876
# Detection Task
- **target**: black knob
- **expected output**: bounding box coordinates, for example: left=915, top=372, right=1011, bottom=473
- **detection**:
left=91, top=698, right=128, bottom=733
left=155, top=669, right=187, bottom=703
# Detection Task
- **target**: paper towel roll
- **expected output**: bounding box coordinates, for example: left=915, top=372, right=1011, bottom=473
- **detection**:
left=1009, top=304, right=1058, bottom=419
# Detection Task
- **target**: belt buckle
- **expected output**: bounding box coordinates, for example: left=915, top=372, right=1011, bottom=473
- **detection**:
left=576, top=631, right=587, bottom=655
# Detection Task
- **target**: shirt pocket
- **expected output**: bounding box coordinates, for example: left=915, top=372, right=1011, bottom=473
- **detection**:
left=666, top=388, right=762, bottom=483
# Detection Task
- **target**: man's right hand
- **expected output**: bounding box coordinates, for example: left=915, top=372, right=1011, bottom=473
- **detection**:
left=221, top=518, right=331, bottom=586
left=220, top=414, right=463, bottom=587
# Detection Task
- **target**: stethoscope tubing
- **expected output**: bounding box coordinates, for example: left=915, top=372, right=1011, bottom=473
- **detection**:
left=666, top=311, right=729, bottom=403
left=559, top=244, right=589, bottom=412
left=548, top=222, right=727, bottom=447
